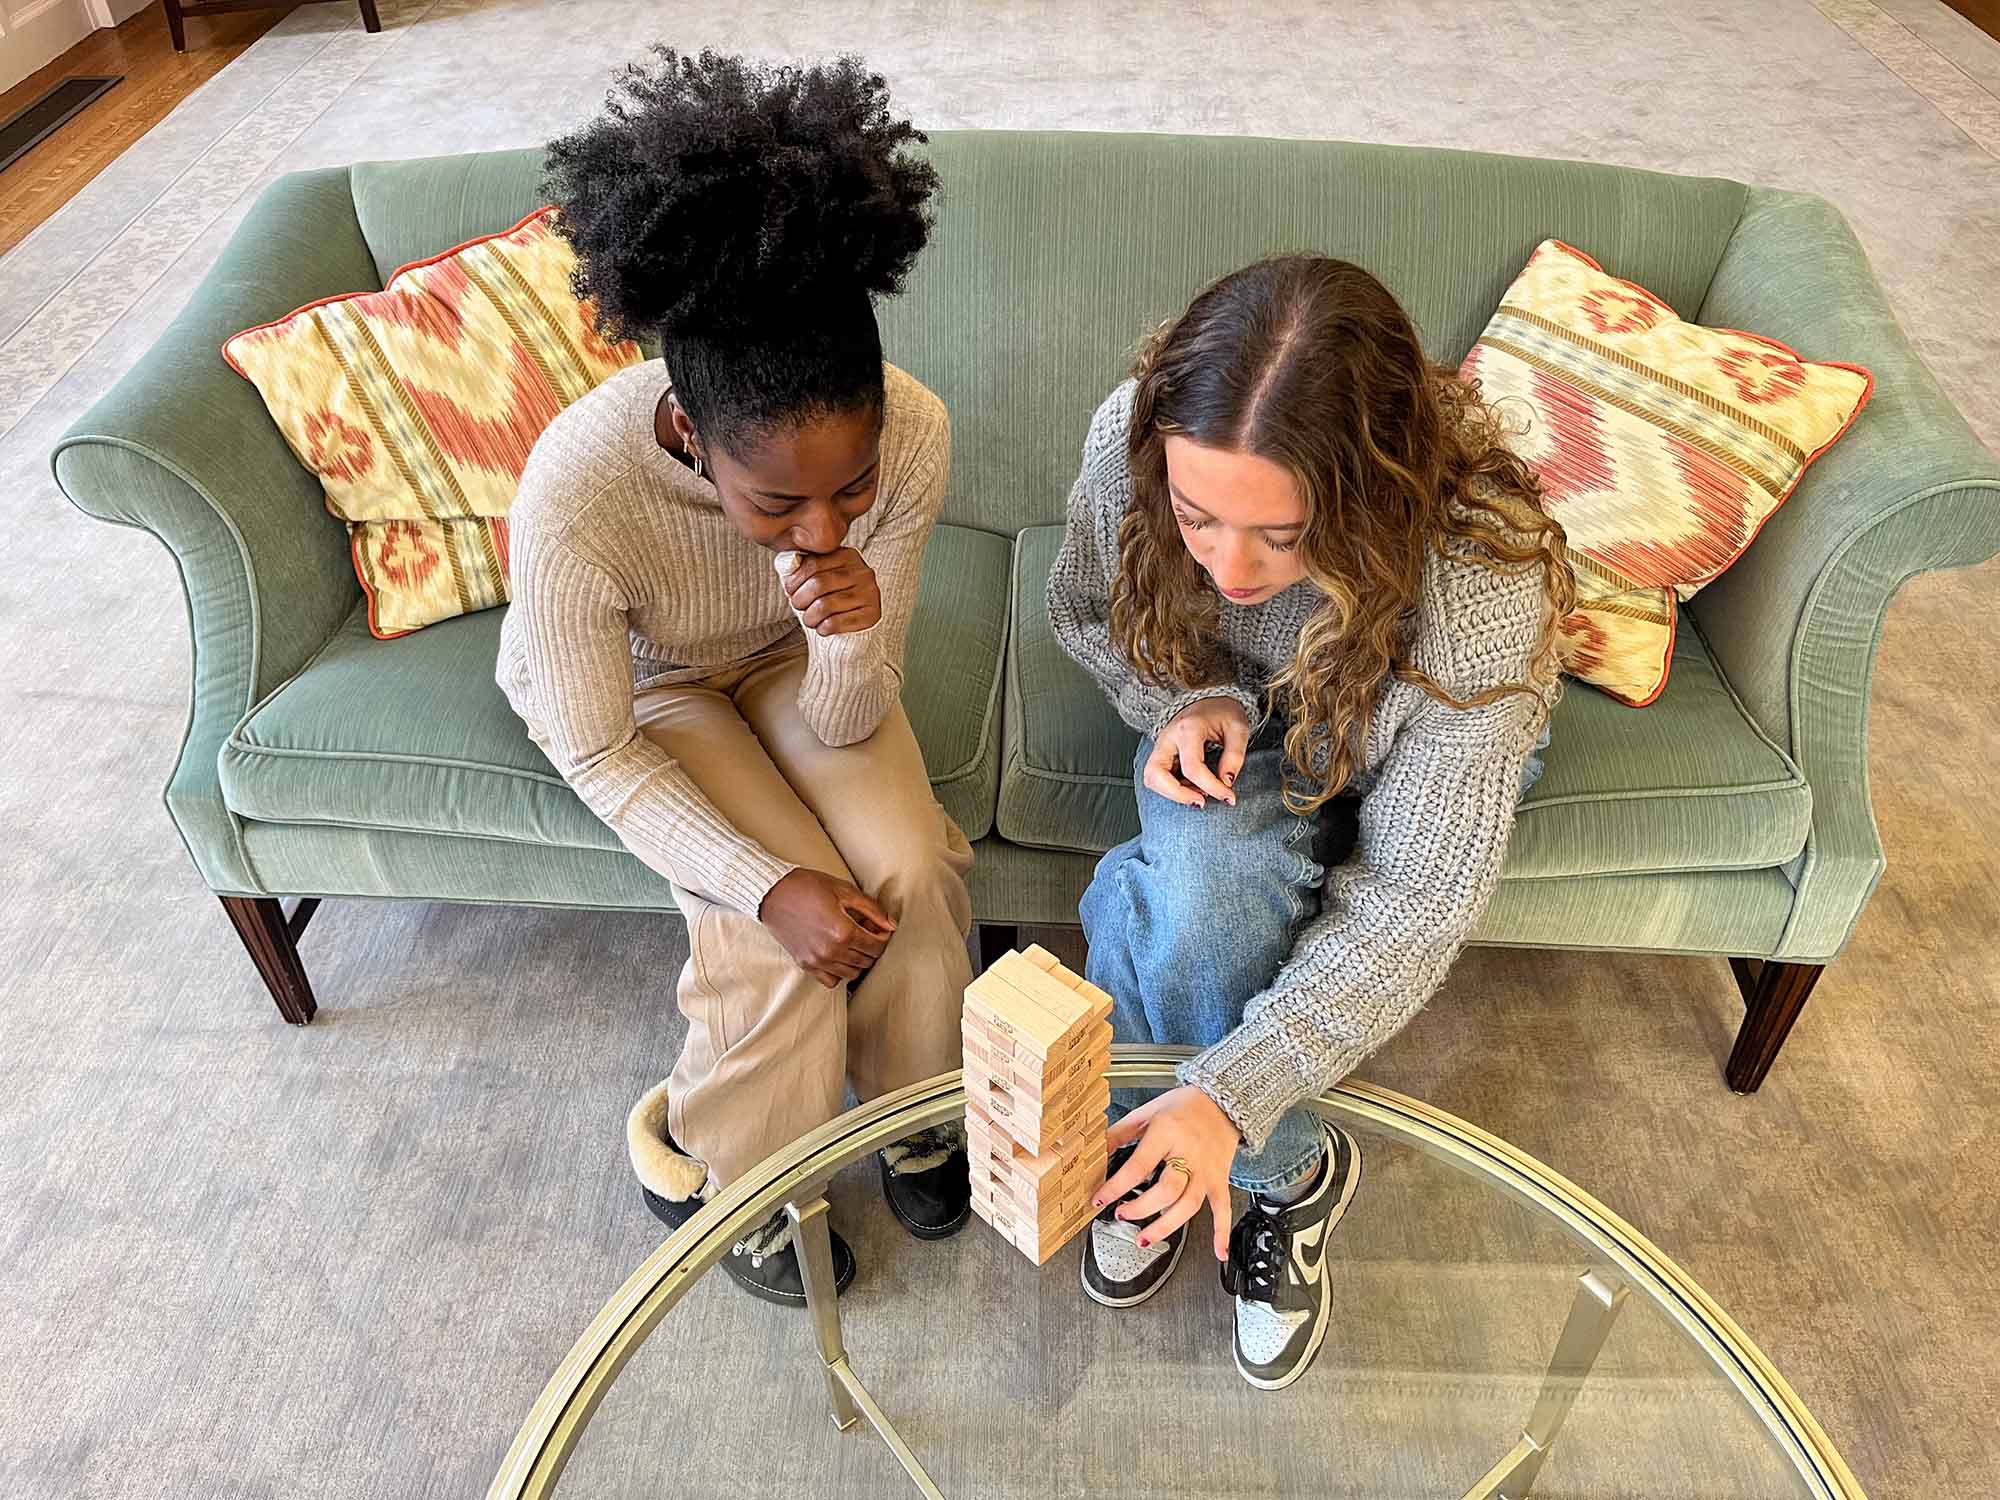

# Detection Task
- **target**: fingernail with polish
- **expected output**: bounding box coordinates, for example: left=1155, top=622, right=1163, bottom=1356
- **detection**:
left=1137, top=1237, right=1150, bottom=1248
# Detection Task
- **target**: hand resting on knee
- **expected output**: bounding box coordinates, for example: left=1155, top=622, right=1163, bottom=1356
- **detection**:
left=759, top=869, right=898, bottom=988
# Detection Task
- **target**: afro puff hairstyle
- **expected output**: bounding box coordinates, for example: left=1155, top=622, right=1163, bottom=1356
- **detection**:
left=542, top=48, right=939, bottom=456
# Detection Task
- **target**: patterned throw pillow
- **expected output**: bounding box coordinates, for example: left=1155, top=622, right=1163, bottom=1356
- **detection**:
left=1461, top=239, right=1871, bottom=705
left=224, top=207, right=641, bottom=637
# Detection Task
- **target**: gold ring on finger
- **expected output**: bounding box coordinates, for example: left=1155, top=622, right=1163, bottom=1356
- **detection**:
left=1163, top=1155, right=1193, bottom=1186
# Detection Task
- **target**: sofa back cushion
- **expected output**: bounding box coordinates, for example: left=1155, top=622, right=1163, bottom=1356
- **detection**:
left=350, top=135, right=1749, bottom=536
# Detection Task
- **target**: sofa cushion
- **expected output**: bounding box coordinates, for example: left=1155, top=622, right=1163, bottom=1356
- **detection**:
left=222, top=206, right=643, bottom=638
left=1463, top=238, right=1871, bottom=707
left=997, top=526, right=1811, bottom=878
left=351, top=139, right=1748, bottom=538
left=220, top=524, right=1011, bottom=847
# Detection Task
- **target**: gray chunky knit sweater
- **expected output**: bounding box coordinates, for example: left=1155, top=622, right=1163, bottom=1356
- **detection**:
left=1047, top=381, right=1554, bottom=1151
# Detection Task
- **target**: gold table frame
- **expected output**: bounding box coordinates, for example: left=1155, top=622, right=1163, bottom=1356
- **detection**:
left=488, top=1048, right=1864, bottom=1500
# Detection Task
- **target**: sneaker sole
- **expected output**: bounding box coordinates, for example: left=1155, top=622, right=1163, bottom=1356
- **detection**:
left=1080, top=1227, right=1186, bottom=1308
left=1235, top=1126, right=1364, bottom=1392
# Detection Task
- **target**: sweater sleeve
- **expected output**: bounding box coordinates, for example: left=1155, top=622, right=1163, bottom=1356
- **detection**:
left=507, top=525, right=796, bottom=917
left=1045, top=384, right=1263, bottom=736
left=1176, top=559, right=1554, bottom=1149
left=794, top=394, right=951, bottom=746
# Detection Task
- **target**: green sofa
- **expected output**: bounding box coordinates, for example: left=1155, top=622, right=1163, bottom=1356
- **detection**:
left=54, top=133, right=2000, bottom=1090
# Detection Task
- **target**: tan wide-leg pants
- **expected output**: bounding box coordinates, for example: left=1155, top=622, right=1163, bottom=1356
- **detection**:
left=637, top=646, right=973, bottom=1187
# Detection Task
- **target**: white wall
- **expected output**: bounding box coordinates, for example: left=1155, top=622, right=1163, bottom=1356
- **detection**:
left=2, top=0, right=148, bottom=99
left=2, top=0, right=100, bottom=97
left=84, top=0, right=149, bottom=25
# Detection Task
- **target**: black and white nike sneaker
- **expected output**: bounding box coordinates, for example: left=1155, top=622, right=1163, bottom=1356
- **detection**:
left=1220, top=1119, right=1362, bottom=1390
left=643, top=1187, right=857, bottom=1309
left=1080, top=1144, right=1187, bottom=1308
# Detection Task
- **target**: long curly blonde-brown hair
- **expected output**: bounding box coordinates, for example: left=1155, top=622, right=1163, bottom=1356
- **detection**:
left=1111, top=254, right=1575, bottom=813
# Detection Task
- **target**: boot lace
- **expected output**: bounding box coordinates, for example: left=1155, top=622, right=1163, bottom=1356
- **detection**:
left=731, top=1209, right=793, bottom=1269
left=883, top=1123, right=963, bottom=1175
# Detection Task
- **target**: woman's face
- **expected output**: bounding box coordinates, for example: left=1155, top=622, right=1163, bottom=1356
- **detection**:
left=665, top=396, right=882, bottom=555
left=1162, top=435, right=1308, bottom=606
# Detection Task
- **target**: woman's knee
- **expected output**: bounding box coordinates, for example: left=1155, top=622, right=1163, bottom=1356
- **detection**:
left=1089, top=828, right=1306, bottom=981
left=1146, top=795, right=1317, bottom=909
left=849, top=812, right=972, bottom=924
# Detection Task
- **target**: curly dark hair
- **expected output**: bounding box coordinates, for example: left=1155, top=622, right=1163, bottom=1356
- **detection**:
left=542, top=48, right=939, bottom=454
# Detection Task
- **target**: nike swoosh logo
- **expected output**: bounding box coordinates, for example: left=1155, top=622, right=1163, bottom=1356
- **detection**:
left=1292, top=1218, right=1328, bottom=1278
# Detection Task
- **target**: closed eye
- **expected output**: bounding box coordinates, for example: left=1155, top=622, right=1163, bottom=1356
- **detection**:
left=1172, top=508, right=1213, bottom=531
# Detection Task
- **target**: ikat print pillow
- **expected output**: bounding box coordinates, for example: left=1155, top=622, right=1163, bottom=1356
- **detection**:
left=224, top=207, right=641, bottom=638
left=1460, top=239, right=1872, bottom=705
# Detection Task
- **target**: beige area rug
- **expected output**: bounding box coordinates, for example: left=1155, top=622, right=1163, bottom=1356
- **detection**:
left=1, top=1, right=1997, bottom=1496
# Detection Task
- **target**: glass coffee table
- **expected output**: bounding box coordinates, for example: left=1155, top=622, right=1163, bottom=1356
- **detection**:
left=489, top=1048, right=1864, bottom=1499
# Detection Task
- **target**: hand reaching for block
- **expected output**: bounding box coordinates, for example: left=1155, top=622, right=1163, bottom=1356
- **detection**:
left=1096, top=1085, right=1239, bottom=1263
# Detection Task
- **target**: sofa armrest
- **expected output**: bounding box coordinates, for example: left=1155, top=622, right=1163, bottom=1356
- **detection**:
left=1689, top=187, right=2000, bottom=961
left=51, top=167, right=378, bottom=895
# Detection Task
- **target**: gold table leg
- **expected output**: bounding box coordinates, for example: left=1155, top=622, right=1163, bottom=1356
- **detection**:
left=787, top=1196, right=945, bottom=1498
left=787, top=1196, right=859, bottom=1431
left=1463, top=1268, right=1631, bottom=1500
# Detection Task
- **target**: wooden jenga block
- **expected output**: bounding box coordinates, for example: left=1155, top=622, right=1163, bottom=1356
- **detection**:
left=963, top=970, right=1072, bottom=1059
left=964, top=956, right=1107, bottom=1067
left=961, top=1021, right=1111, bottom=1116
left=990, top=950, right=1102, bottom=1029
left=960, top=1023, right=1108, bottom=1114
left=968, top=1150, right=1097, bottom=1217
left=965, top=1115, right=1106, bottom=1204
left=980, top=1186, right=1101, bottom=1265
left=964, top=1057, right=1109, bottom=1147
left=964, top=947, right=1115, bottom=1265
left=976, top=1076, right=1111, bottom=1158
left=1019, top=945, right=1117, bottom=1023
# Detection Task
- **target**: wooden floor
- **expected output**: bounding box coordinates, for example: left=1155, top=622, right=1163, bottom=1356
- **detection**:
left=0, top=2, right=283, bottom=259
left=1944, top=0, right=2000, bottom=44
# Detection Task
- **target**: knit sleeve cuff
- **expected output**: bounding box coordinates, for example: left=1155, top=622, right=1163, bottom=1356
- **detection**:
left=711, top=847, right=799, bottom=920
left=1177, top=1021, right=1367, bottom=1154
left=1150, top=685, right=1265, bottom=739
left=797, top=623, right=897, bottom=747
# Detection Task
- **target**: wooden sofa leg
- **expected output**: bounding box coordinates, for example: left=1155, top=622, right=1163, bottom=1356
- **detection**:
left=1725, top=958, right=1824, bottom=1093
left=219, top=896, right=320, bottom=1025
left=163, top=0, right=187, bottom=51
left=977, top=923, right=1019, bottom=970
left=357, top=0, right=382, bottom=32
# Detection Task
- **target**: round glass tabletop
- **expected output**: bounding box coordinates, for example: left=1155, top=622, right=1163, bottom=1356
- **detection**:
left=490, top=1048, right=1863, bottom=1500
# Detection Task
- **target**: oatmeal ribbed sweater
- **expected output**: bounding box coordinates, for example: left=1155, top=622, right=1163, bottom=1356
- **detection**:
left=497, top=361, right=949, bottom=917
left=1047, top=381, right=1555, bottom=1151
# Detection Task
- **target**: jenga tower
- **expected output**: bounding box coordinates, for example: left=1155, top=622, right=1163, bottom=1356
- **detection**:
left=960, top=945, right=1114, bottom=1264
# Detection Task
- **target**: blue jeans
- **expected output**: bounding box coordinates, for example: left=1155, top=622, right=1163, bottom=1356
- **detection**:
left=1080, top=731, right=1344, bottom=1194
left=1081, top=722, right=1549, bottom=1195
